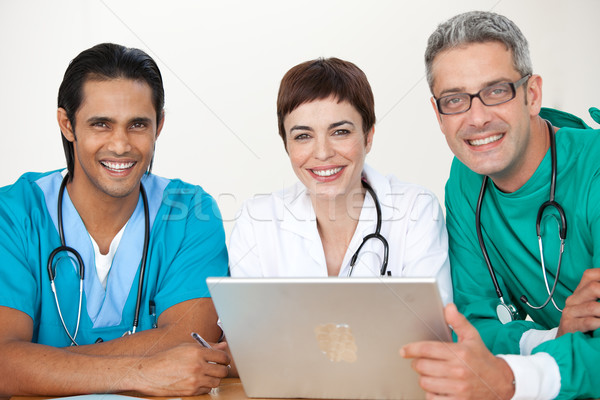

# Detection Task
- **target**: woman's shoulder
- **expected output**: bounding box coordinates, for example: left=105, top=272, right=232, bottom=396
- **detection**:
left=242, top=181, right=304, bottom=208
left=364, top=164, right=437, bottom=197
left=370, top=170, right=440, bottom=207
left=236, top=181, right=310, bottom=225
left=386, top=175, right=437, bottom=196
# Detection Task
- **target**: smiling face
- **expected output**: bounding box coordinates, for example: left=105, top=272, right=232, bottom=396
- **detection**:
left=431, top=41, right=544, bottom=190
left=284, top=97, right=374, bottom=202
left=58, top=78, right=163, bottom=202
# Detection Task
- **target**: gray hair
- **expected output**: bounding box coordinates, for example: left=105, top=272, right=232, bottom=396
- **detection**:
left=425, top=11, right=533, bottom=93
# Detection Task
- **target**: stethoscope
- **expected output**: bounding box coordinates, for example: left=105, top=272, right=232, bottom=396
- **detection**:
left=476, top=120, right=567, bottom=324
left=348, top=179, right=390, bottom=277
left=47, top=173, right=150, bottom=345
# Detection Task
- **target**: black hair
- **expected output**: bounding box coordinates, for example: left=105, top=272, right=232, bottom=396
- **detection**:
left=57, top=43, right=164, bottom=179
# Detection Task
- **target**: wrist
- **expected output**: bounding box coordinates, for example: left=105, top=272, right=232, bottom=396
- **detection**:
left=497, top=353, right=561, bottom=399
left=111, top=356, right=149, bottom=393
left=496, top=357, right=516, bottom=399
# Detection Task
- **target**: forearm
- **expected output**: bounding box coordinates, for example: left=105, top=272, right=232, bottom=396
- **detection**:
left=466, top=312, right=538, bottom=354
left=65, top=326, right=177, bottom=356
left=66, top=322, right=220, bottom=356
left=519, top=327, right=557, bottom=355
left=498, top=353, right=560, bottom=399
left=533, top=332, right=600, bottom=399
left=67, top=298, right=222, bottom=356
left=0, top=340, right=143, bottom=396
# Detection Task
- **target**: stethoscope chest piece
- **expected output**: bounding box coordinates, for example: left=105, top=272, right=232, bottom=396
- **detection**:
left=496, top=301, right=517, bottom=324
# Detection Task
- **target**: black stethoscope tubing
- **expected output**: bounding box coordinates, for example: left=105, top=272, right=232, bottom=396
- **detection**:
left=476, top=120, right=567, bottom=322
left=348, top=179, right=390, bottom=276
left=47, top=173, right=150, bottom=345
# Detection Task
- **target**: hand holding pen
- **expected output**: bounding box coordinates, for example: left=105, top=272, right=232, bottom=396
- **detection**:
left=191, top=332, right=230, bottom=394
left=130, top=335, right=230, bottom=396
left=191, top=332, right=232, bottom=368
left=191, top=331, right=213, bottom=349
left=194, top=331, right=239, bottom=378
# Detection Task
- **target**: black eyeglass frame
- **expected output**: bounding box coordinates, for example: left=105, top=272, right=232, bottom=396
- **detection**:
left=435, top=74, right=532, bottom=115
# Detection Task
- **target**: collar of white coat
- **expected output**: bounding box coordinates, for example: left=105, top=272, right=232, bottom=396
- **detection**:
left=278, top=164, right=395, bottom=240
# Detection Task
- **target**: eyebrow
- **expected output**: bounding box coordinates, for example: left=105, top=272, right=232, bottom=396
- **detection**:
left=289, top=125, right=313, bottom=133
left=129, top=117, right=153, bottom=125
left=86, top=116, right=115, bottom=125
left=86, top=116, right=153, bottom=125
left=438, top=78, right=512, bottom=97
left=329, top=120, right=355, bottom=129
left=289, top=120, right=355, bottom=133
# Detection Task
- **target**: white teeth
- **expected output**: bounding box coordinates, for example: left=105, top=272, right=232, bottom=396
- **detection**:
left=101, top=161, right=135, bottom=171
left=468, top=134, right=503, bottom=146
left=311, top=167, right=342, bottom=177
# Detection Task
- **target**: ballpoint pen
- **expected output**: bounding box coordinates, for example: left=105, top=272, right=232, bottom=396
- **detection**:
left=191, top=331, right=213, bottom=349
left=191, top=332, right=232, bottom=368
left=191, top=332, right=219, bottom=395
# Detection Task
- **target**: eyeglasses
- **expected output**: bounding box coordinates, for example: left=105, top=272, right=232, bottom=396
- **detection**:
left=435, top=74, right=531, bottom=115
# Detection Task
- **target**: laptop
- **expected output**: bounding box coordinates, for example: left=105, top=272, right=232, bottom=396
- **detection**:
left=207, top=277, right=451, bottom=399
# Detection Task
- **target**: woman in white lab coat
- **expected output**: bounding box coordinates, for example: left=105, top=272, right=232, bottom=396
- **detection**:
left=228, top=57, right=452, bottom=305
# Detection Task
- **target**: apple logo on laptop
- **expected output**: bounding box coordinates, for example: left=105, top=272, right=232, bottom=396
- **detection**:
left=314, top=323, right=358, bottom=363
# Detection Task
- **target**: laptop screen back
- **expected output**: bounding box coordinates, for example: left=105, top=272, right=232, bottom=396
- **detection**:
left=207, top=277, right=451, bottom=399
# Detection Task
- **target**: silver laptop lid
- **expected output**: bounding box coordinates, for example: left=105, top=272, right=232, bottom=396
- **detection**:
left=207, top=277, right=451, bottom=399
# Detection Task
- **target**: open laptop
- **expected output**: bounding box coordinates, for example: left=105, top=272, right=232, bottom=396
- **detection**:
left=207, top=277, right=451, bottom=399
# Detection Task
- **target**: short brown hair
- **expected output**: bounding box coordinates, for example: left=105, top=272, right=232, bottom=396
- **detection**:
left=276, top=58, right=375, bottom=146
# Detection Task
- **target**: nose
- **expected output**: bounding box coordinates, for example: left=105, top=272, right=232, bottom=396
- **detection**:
left=107, top=127, right=132, bottom=155
left=466, top=96, right=493, bottom=128
left=314, top=135, right=335, bottom=160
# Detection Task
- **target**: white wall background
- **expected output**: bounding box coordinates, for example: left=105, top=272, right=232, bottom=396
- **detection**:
left=1, top=0, right=598, bottom=238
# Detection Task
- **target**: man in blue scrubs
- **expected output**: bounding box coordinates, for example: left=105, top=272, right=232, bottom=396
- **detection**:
left=0, top=43, right=230, bottom=396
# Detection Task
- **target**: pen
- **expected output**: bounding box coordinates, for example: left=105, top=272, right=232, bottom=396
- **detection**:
left=191, top=331, right=213, bottom=348
left=191, top=331, right=231, bottom=369
left=149, top=300, right=157, bottom=329
left=191, top=332, right=219, bottom=395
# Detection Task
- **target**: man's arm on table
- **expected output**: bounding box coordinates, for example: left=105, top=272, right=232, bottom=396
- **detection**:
left=0, top=304, right=229, bottom=397
left=66, top=298, right=223, bottom=356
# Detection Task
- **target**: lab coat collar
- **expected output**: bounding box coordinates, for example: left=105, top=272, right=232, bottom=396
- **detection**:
left=278, top=182, right=318, bottom=240
left=343, top=165, right=394, bottom=260
left=338, top=165, right=398, bottom=276
left=273, top=164, right=398, bottom=275
left=277, top=182, right=325, bottom=267
left=277, top=164, right=395, bottom=255
left=361, top=164, right=395, bottom=223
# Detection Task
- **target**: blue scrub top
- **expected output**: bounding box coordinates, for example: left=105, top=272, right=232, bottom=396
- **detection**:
left=0, top=170, right=228, bottom=346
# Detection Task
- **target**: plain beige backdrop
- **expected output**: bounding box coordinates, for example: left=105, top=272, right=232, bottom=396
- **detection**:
left=1, top=0, right=598, bottom=237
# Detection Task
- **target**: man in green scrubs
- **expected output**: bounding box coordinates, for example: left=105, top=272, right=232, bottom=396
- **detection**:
left=402, top=11, right=600, bottom=399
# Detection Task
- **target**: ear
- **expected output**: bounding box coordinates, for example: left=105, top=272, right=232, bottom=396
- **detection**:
left=57, top=108, right=75, bottom=142
left=526, top=74, right=543, bottom=117
left=365, top=126, right=375, bottom=153
left=155, top=110, right=165, bottom=139
left=283, top=140, right=289, bottom=155
left=430, top=96, right=443, bottom=128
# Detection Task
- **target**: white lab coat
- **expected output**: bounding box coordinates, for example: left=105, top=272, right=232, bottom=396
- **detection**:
left=229, top=165, right=452, bottom=304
